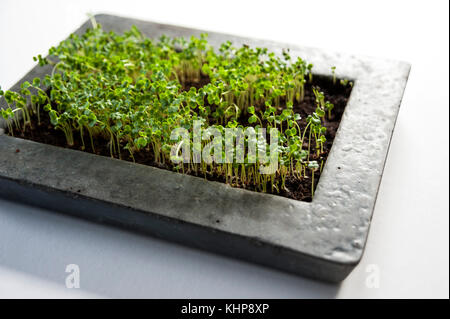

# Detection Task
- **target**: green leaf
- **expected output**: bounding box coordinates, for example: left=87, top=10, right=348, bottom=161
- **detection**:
left=32, top=77, right=41, bottom=87
left=308, top=161, right=319, bottom=170
left=315, top=107, right=325, bottom=117
left=135, top=137, right=147, bottom=148
left=49, top=110, right=58, bottom=126
left=20, top=88, right=31, bottom=96
left=4, top=91, right=14, bottom=104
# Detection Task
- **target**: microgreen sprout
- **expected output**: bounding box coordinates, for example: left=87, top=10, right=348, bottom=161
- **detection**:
left=307, top=160, right=319, bottom=197
left=340, top=78, right=353, bottom=87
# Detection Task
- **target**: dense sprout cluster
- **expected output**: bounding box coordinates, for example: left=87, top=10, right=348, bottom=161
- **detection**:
left=0, top=23, right=349, bottom=197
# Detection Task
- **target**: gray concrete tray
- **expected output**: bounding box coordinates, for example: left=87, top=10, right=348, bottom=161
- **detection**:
left=0, top=14, right=410, bottom=282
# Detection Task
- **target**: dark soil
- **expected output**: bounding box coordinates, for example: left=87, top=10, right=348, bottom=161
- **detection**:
left=7, top=75, right=352, bottom=202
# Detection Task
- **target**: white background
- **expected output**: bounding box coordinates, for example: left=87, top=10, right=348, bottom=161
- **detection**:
left=0, top=0, right=448, bottom=298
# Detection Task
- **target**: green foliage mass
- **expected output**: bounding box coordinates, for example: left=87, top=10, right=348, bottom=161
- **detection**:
left=0, top=23, right=344, bottom=197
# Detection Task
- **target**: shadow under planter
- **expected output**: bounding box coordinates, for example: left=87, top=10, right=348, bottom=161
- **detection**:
left=0, top=14, right=411, bottom=282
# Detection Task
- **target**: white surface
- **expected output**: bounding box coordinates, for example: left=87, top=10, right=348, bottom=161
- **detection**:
left=0, top=0, right=448, bottom=299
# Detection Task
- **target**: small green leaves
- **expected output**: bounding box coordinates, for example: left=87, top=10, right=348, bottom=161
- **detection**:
left=248, top=115, right=258, bottom=124
left=285, top=127, right=297, bottom=137
left=32, top=77, right=41, bottom=87
left=43, top=75, right=52, bottom=87
left=49, top=110, right=58, bottom=126
left=135, top=136, right=148, bottom=149
left=33, top=54, right=48, bottom=66
left=1, top=23, right=343, bottom=199
left=20, top=88, right=31, bottom=96
left=4, top=90, right=15, bottom=104
left=315, top=106, right=325, bottom=118
left=88, top=113, right=97, bottom=127
left=0, top=107, right=14, bottom=120
left=31, top=95, right=39, bottom=104
left=331, top=66, right=336, bottom=84
left=308, top=161, right=319, bottom=170
left=340, top=78, right=353, bottom=87
left=78, top=114, right=89, bottom=126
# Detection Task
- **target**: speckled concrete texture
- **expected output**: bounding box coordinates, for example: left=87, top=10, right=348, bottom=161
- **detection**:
left=0, top=14, right=410, bottom=282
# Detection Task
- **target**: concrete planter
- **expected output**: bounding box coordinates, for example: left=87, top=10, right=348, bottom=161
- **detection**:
left=0, top=14, right=410, bottom=282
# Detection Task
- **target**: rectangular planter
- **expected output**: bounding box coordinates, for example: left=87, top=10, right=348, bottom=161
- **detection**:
left=0, top=14, right=410, bottom=282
